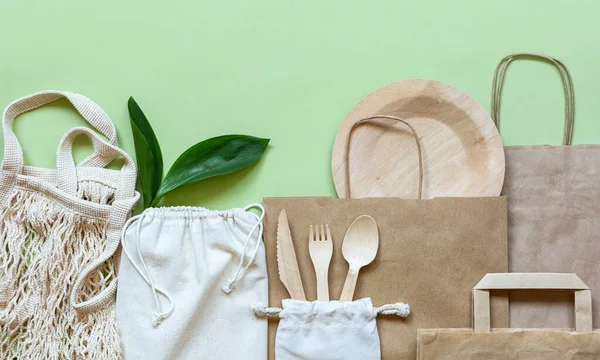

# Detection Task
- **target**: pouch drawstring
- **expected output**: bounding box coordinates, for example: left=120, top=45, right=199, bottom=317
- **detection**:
left=221, top=203, right=265, bottom=294
left=121, top=213, right=174, bottom=327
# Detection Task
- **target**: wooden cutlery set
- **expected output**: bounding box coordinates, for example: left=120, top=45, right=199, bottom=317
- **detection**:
left=276, top=209, right=379, bottom=302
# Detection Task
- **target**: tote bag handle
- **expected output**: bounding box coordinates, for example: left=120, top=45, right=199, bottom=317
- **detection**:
left=491, top=53, right=575, bottom=145
left=2, top=90, right=119, bottom=177
left=55, top=126, right=137, bottom=200
left=473, top=273, right=592, bottom=333
left=344, top=115, right=424, bottom=199
left=57, top=127, right=140, bottom=314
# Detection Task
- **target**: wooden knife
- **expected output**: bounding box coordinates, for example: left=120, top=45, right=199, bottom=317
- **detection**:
left=277, top=209, right=306, bottom=300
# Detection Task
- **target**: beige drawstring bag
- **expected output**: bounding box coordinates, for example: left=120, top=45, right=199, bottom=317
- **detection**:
left=0, top=91, right=139, bottom=359
left=116, top=205, right=268, bottom=360
left=253, top=298, right=410, bottom=360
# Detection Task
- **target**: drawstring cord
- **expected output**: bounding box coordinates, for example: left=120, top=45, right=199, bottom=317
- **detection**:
left=222, top=204, right=265, bottom=294
left=121, top=213, right=174, bottom=327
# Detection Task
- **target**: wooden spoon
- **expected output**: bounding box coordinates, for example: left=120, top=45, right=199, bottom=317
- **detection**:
left=339, top=215, right=379, bottom=302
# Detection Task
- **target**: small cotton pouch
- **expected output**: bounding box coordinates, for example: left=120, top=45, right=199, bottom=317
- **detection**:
left=255, top=298, right=409, bottom=360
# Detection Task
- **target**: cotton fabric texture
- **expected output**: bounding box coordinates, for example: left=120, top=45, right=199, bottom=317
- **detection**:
left=492, top=53, right=600, bottom=328
left=275, top=299, right=381, bottom=360
left=0, top=91, right=139, bottom=359
left=116, top=206, right=268, bottom=360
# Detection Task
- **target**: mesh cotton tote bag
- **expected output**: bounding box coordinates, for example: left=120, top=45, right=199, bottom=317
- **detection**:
left=0, top=91, right=139, bottom=359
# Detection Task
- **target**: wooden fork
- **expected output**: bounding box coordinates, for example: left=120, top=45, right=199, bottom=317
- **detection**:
left=309, top=224, right=333, bottom=301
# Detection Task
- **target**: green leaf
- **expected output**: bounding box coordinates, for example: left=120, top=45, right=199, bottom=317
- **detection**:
left=153, top=135, right=269, bottom=204
left=128, top=97, right=164, bottom=208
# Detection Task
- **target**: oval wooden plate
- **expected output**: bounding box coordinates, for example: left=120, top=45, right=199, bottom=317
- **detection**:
left=332, top=79, right=505, bottom=199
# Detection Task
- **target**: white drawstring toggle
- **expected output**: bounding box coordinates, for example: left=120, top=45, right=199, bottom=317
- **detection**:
left=221, top=280, right=235, bottom=294
left=221, top=203, right=265, bottom=295
left=152, top=312, right=167, bottom=327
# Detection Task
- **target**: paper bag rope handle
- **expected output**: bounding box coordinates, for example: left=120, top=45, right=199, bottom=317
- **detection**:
left=491, top=53, right=575, bottom=145
left=344, top=115, right=424, bottom=199
left=473, top=273, right=592, bottom=333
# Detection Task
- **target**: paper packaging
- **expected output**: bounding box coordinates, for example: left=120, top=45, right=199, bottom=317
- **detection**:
left=263, top=196, right=509, bottom=360
left=492, top=53, right=600, bottom=328
left=417, top=273, right=600, bottom=359
left=418, top=330, right=600, bottom=359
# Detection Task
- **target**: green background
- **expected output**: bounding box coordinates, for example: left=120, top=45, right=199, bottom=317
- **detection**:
left=1, top=0, right=598, bottom=210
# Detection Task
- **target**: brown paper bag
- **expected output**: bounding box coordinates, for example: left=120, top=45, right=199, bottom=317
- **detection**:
left=263, top=195, right=509, bottom=359
left=264, top=115, right=508, bottom=359
left=417, top=273, right=600, bottom=360
left=493, top=53, right=600, bottom=328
